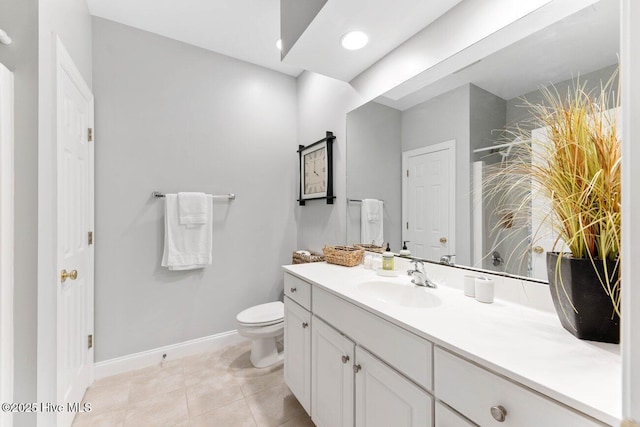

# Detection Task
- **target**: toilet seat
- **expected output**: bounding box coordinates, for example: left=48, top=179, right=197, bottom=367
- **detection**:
left=236, top=301, right=284, bottom=327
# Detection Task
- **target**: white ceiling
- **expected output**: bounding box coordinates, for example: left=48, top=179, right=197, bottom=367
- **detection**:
left=281, top=0, right=463, bottom=82
left=376, top=0, right=619, bottom=110
left=86, top=0, right=303, bottom=77
left=86, top=0, right=463, bottom=81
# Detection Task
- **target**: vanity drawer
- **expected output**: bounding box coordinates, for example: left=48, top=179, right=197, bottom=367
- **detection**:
left=436, top=401, right=477, bottom=427
left=434, top=347, right=606, bottom=427
left=284, top=273, right=312, bottom=310
left=313, top=286, right=433, bottom=390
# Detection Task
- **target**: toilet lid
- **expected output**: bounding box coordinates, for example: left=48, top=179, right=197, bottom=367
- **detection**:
left=236, top=301, right=284, bottom=326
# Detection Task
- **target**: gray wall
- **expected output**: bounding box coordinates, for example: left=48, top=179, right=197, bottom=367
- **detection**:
left=346, top=102, right=402, bottom=249
left=506, top=64, right=619, bottom=126
left=92, top=18, right=297, bottom=361
left=295, top=71, right=364, bottom=252
left=0, top=2, right=39, bottom=426
left=401, top=84, right=471, bottom=265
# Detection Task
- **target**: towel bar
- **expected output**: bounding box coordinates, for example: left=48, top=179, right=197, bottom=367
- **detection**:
left=347, top=198, right=384, bottom=204
left=152, top=191, right=236, bottom=200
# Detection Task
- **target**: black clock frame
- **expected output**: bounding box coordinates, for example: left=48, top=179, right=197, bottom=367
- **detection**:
left=298, top=131, right=336, bottom=206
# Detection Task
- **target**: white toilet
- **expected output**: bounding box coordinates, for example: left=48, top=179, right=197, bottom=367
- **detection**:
left=236, top=301, right=284, bottom=368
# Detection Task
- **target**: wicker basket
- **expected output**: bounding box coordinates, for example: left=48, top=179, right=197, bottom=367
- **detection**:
left=323, top=245, right=364, bottom=267
left=354, top=243, right=384, bottom=254
left=292, top=251, right=325, bottom=264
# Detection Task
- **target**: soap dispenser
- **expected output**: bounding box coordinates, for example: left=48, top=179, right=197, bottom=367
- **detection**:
left=399, top=241, right=411, bottom=256
left=382, top=243, right=394, bottom=271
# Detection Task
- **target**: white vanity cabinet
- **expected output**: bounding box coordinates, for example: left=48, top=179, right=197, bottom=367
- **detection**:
left=283, top=296, right=311, bottom=414
left=355, top=347, right=433, bottom=427
left=434, top=347, right=606, bottom=427
left=284, top=272, right=434, bottom=427
left=311, top=316, right=355, bottom=427
left=283, top=267, right=615, bottom=427
left=435, top=402, right=477, bottom=427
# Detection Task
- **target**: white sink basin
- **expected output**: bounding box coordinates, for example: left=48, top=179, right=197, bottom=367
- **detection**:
left=357, top=280, right=442, bottom=308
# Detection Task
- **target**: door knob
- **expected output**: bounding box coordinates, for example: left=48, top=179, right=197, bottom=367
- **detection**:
left=60, top=269, right=78, bottom=283
left=440, top=237, right=447, bottom=244
left=532, top=245, right=544, bottom=254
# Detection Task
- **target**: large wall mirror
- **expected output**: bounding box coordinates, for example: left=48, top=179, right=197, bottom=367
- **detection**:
left=346, top=0, right=619, bottom=281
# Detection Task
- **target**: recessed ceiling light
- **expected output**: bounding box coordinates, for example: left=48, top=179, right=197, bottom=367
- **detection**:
left=276, top=39, right=283, bottom=51
left=340, top=31, right=368, bottom=50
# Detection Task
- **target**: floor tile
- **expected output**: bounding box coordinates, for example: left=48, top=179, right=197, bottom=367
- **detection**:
left=246, top=383, right=306, bottom=427
left=191, top=399, right=257, bottom=427
left=124, top=389, right=189, bottom=427
left=239, top=364, right=285, bottom=397
left=186, top=376, right=245, bottom=417
left=278, top=413, right=316, bottom=427
left=81, top=381, right=130, bottom=415
left=72, top=408, right=126, bottom=427
left=128, top=365, right=185, bottom=404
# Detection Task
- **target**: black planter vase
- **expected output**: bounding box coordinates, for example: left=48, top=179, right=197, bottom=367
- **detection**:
left=546, top=252, right=620, bottom=344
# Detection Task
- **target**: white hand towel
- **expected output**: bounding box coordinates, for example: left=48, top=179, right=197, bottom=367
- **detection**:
left=162, top=194, right=213, bottom=270
left=178, top=192, right=208, bottom=225
left=361, top=199, right=384, bottom=246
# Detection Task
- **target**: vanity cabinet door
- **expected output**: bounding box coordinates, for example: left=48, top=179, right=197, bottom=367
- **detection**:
left=311, top=316, right=355, bottom=427
left=355, top=347, right=433, bottom=427
left=284, top=296, right=311, bottom=414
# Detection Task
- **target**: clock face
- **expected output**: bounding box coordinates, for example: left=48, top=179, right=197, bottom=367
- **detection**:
left=304, top=147, right=327, bottom=195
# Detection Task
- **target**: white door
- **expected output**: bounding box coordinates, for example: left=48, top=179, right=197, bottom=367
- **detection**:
left=403, top=141, right=455, bottom=262
left=284, top=297, right=311, bottom=414
left=56, top=40, right=94, bottom=427
left=311, top=316, right=355, bottom=427
left=355, top=347, right=433, bottom=427
left=0, top=63, right=14, bottom=427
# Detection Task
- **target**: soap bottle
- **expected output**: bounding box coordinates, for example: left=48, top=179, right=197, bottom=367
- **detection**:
left=399, top=241, right=411, bottom=256
left=382, top=243, right=394, bottom=271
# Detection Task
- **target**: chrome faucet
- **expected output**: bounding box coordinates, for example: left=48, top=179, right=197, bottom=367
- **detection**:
left=407, top=260, right=437, bottom=288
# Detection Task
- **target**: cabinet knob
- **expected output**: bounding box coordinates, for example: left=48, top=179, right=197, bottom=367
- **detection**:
left=353, top=364, right=361, bottom=373
left=532, top=245, right=544, bottom=254
left=302, top=322, right=308, bottom=328
left=490, top=405, right=507, bottom=422
left=440, top=237, right=448, bottom=244
left=341, top=355, right=350, bottom=364
left=290, top=287, right=297, bottom=293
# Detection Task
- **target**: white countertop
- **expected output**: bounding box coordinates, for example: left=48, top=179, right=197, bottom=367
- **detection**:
left=282, top=260, right=621, bottom=426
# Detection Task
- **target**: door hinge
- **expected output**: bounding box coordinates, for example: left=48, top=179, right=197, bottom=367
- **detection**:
left=88, top=128, right=93, bottom=142
left=88, top=334, right=93, bottom=349
left=406, top=222, right=409, bottom=230
left=406, top=169, right=409, bottom=177
left=88, top=231, right=93, bottom=245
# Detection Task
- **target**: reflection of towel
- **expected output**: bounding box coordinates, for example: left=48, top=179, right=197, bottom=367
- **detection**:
left=178, top=192, right=208, bottom=225
left=361, top=199, right=384, bottom=246
left=162, top=194, right=213, bottom=270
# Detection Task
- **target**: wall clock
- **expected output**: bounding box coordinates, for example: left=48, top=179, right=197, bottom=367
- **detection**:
left=298, top=131, right=335, bottom=205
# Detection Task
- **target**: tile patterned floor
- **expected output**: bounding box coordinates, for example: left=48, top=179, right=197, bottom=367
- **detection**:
left=72, top=341, right=315, bottom=427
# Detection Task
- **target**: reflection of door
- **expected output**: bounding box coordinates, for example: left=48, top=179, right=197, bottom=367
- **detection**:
left=56, top=40, right=94, bottom=427
left=402, top=141, right=455, bottom=262
left=530, top=127, right=561, bottom=280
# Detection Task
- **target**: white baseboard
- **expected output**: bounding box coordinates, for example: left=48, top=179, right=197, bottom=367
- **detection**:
left=94, top=330, right=248, bottom=380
